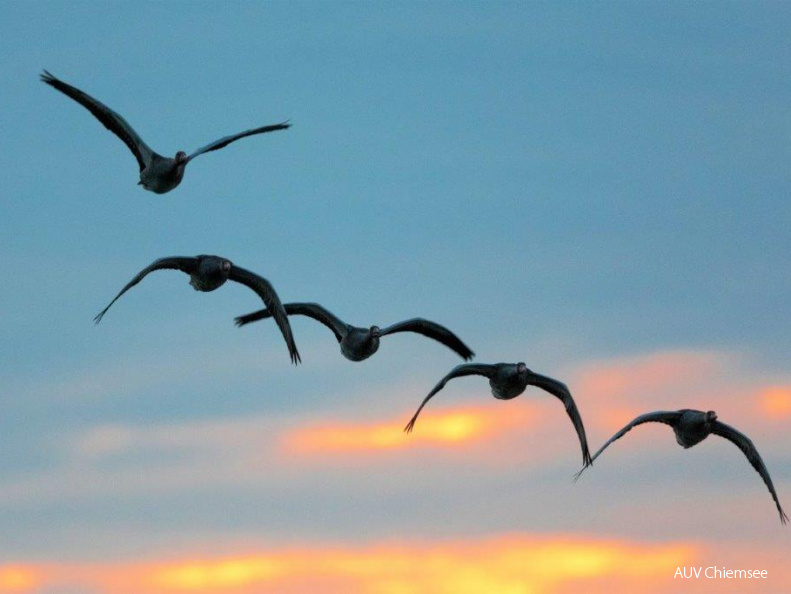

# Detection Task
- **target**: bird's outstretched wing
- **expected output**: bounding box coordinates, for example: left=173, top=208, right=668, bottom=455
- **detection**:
left=711, top=421, right=788, bottom=525
left=228, top=266, right=300, bottom=364
left=380, top=318, right=474, bottom=361
left=404, top=364, right=498, bottom=433
left=574, top=410, right=682, bottom=481
left=187, top=121, right=291, bottom=161
left=94, top=257, right=198, bottom=323
left=235, top=302, right=348, bottom=343
left=41, top=70, right=156, bottom=171
left=528, top=372, right=592, bottom=467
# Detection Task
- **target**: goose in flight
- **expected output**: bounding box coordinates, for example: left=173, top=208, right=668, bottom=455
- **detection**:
left=94, top=255, right=300, bottom=364
left=235, top=302, right=474, bottom=362
left=574, top=409, right=787, bottom=524
left=41, top=70, right=290, bottom=194
left=403, top=363, right=592, bottom=466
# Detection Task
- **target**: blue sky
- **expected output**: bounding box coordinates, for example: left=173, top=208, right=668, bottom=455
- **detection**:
left=0, top=2, right=790, bottom=592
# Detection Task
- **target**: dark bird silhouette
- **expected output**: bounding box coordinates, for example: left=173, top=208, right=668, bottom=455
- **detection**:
left=403, top=362, right=592, bottom=466
left=235, top=302, right=474, bottom=362
left=94, top=255, right=300, bottom=364
left=574, top=409, right=788, bottom=525
left=40, top=70, right=290, bottom=194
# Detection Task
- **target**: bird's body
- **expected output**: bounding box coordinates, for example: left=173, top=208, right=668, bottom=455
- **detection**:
left=235, top=302, right=474, bottom=362
left=188, top=255, right=233, bottom=292
left=575, top=408, right=788, bottom=524
left=94, top=255, right=300, bottom=364
left=41, top=71, right=289, bottom=193
left=138, top=154, right=186, bottom=194
left=403, top=362, right=592, bottom=466
left=673, top=409, right=713, bottom=448
left=340, top=326, right=381, bottom=361
left=488, top=363, right=531, bottom=400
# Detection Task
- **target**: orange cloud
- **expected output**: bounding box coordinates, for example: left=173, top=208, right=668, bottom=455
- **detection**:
left=6, top=535, right=703, bottom=594
left=572, top=350, right=725, bottom=402
left=0, top=566, right=39, bottom=592
left=152, top=557, right=284, bottom=590
left=283, top=406, right=533, bottom=454
left=146, top=537, right=695, bottom=594
left=758, top=386, right=791, bottom=418
left=567, top=350, right=739, bottom=434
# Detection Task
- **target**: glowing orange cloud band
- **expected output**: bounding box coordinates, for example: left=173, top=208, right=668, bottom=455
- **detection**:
left=282, top=406, right=533, bottom=454
left=0, top=535, right=698, bottom=594
left=759, top=387, right=791, bottom=418
left=0, top=566, right=39, bottom=592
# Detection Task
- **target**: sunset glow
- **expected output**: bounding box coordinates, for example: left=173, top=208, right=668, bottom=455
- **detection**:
left=759, top=387, right=791, bottom=418
left=153, top=558, right=284, bottom=590
left=7, top=535, right=702, bottom=594
left=0, top=566, right=38, bottom=592
left=4, top=4, right=791, bottom=594
left=283, top=406, right=532, bottom=454
left=573, top=351, right=723, bottom=401
left=148, top=537, right=695, bottom=593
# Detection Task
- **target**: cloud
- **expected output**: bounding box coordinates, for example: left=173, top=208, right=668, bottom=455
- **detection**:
left=282, top=405, right=533, bottom=455
left=568, top=350, right=731, bottom=428
left=0, top=402, right=542, bottom=505
left=571, top=350, right=727, bottom=400
left=0, top=534, right=701, bottom=594
left=8, top=532, right=790, bottom=593
left=1, top=349, right=787, bottom=510
left=757, top=386, right=791, bottom=419
left=5, top=336, right=303, bottom=407
left=0, top=566, right=39, bottom=593
left=566, top=350, right=790, bottom=452
left=0, top=413, right=286, bottom=505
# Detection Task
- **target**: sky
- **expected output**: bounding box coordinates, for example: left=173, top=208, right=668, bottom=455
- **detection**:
left=1, top=1, right=790, bottom=592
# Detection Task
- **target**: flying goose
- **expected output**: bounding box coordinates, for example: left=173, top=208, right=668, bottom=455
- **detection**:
left=41, top=70, right=290, bottom=194
left=94, top=255, right=300, bottom=364
left=574, top=409, right=788, bottom=524
left=235, top=302, right=474, bottom=362
left=403, top=362, right=592, bottom=466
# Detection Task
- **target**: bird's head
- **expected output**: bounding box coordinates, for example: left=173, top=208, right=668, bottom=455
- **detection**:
left=220, top=260, right=232, bottom=274
left=705, top=410, right=718, bottom=423
left=370, top=325, right=381, bottom=338
left=516, top=362, right=529, bottom=375
left=175, top=151, right=188, bottom=165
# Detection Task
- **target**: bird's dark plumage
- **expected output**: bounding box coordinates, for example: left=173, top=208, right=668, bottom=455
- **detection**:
left=404, top=362, right=592, bottom=466
left=236, top=302, right=348, bottom=342
left=187, top=121, right=291, bottom=161
left=379, top=318, right=475, bottom=361
left=41, top=70, right=154, bottom=172
left=41, top=70, right=290, bottom=193
left=710, top=420, right=788, bottom=525
left=577, top=411, right=682, bottom=476
left=403, top=363, right=496, bottom=434
left=574, top=409, right=787, bottom=524
left=226, top=266, right=300, bottom=364
left=93, top=257, right=198, bottom=324
left=94, top=255, right=300, bottom=364
left=235, top=302, right=474, bottom=362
